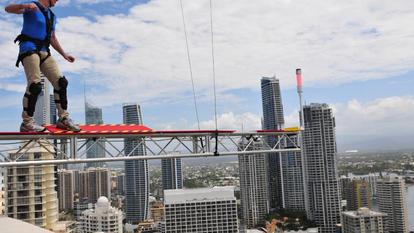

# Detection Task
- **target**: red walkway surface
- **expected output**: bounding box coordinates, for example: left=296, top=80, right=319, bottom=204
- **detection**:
left=44, top=124, right=152, bottom=134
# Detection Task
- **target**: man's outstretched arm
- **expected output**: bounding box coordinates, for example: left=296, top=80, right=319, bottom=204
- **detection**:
left=50, top=32, right=75, bottom=63
left=5, top=3, right=37, bottom=14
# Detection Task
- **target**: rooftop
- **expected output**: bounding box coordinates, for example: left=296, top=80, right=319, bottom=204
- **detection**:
left=343, top=207, right=387, bottom=218
left=0, top=216, right=53, bottom=233
left=164, top=186, right=235, bottom=204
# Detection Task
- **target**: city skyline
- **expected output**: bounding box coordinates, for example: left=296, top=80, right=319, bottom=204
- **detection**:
left=0, top=0, right=413, bottom=152
left=0, top=2, right=412, bottom=233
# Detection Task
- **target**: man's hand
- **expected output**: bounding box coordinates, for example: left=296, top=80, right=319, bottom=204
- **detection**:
left=64, top=54, right=75, bottom=63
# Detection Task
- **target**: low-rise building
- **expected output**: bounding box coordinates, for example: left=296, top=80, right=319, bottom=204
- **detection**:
left=342, top=208, right=386, bottom=233
left=79, top=196, right=123, bottom=233
left=164, top=186, right=239, bottom=232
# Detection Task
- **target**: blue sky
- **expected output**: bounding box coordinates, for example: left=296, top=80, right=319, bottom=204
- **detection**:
left=0, top=0, right=413, bottom=152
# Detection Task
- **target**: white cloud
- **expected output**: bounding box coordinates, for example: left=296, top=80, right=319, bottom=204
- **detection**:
left=2, top=0, right=414, bottom=106
left=333, top=96, right=414, bottom=137
left=198, top=112, right=261, bottom=131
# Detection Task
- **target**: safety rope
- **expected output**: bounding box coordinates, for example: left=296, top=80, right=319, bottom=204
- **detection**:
left=178, top=0, right=201, bottom=130
left=209, top=0, right=218, bottom=131
left=209, top=0, right=219, bottom=156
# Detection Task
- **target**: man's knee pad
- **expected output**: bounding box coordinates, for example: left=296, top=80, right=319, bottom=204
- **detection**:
left=54, top=76, right=68, bottom=110
left=24, top=82, right=42, bottom=116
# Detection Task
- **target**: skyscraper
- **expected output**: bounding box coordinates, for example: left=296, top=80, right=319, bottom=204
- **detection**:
left=261, top=77, right=285, bottom=130
left=0, top=168, right=5, bottom=215
left=161, top=154, right=183, bottom=191
left=34, top=75, right=50, bottom=125
left=123, top=103, right=149, bottom=223
left=49, top=94, right=57, bottom=124
left=377, top=176, right=409, bottom=233
left=303, top=103, right=341, bottom=233
left=6, top=143, right=58, bottom=228
left=85, top=102, right=105, bottom=168
left=57, top=169, right=74, bottom=211
left=261, top=76, right=284, bottom=209
left=280, top=136, right=306, bottom=211
left=164, top=187, right=239, bottom=232
left=238, top=139, right=269, bottom=228
left=261, top=77, right=305, bottom=210
left=342, top=208, right=386, bottom=233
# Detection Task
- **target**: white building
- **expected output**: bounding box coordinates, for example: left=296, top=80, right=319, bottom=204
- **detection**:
left=79, top=196, right=123, bottom=233
left=34, top=75, right=50, bottom=125
left=238, top=139, right=269, bottom=228
left=377, top=176, right=409, bottom=233
left=342, top=207, right=386, bottom=233
left=6, top=142, right=58, bottom=228
left=303, top=104, right=341, bottom=233
left=164, top=186, right=239, bottom=233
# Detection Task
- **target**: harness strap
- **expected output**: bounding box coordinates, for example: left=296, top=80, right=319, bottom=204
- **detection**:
left=15, top=50, right=51, bottom=67
left=14, top=2, right=55, bottom=67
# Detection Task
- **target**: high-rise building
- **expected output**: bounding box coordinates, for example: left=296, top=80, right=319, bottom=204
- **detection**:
left=164, top=187, right=239, bottom=232
left=6, top=143, right=58, bottom=228
left=377, top=176, right=409, bottom=233
left=161, top=154, right=182, bottom=191
left=362, top=173, right=379, bottom=198
left=49, top=94, right=57, bottom=124
left=340, top=177, right=372, bottom=211
left=85, top=102, right=105, bottom=168
left=280, top=136, right=306, bottom=211
left=261, top=77, right=284, bottom=209
left=303, top=103, right=341, bottom=233
left=116, top=173, right=125, bottom=195
left=34, top=75, right=50, bottom=125
left=123, top=103, right=149, bottom=223
left=76, top=168, right=111, bottom=204
left=261, top=77, right=305, bottom=210
left=57, top=170, right=74, bottom=211
left=0, top=168, right=5, bottom=215
left=79, top=196, right=123, bottom=233
left=342, top=207, right=386, bottom=233
left=238, top=139, right=269, bottom=228
left=261, top=77, right=285, bottom=130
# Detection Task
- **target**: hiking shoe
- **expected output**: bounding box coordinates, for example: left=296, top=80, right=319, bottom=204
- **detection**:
left=20, top=118, right=46, bottom=132
left=56, top=117, right=81, bottom=132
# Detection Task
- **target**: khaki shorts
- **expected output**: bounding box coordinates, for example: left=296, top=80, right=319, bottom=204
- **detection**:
left=21, top=51, right=68, bottom=122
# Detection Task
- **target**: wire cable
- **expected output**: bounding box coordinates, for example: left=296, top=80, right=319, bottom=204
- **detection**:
left=178, top=0, right=201, bottom=130
left=209, top=0, right=218, bottom=131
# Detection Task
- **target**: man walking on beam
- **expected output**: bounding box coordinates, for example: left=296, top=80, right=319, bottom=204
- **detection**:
left=5, top=0, right=80, bottom=132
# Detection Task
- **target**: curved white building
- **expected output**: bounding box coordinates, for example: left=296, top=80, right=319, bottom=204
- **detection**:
left=80, top=196, right=123, bottom=233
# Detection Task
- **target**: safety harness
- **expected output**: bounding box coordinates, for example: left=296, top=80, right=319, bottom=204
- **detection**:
left=14, top=1, right=55, bottom=67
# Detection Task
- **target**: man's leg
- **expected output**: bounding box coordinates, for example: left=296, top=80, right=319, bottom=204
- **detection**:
left=39, top=52, right=68, bottom=119
left=40, top=52, right=80, bottom=131
left=20, top=53, right=46, bottom=132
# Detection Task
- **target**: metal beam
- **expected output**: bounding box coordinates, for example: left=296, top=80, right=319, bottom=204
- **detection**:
left=0, top=130, right=301, bottom=167
left=0, top=148, right=301, bottom=167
